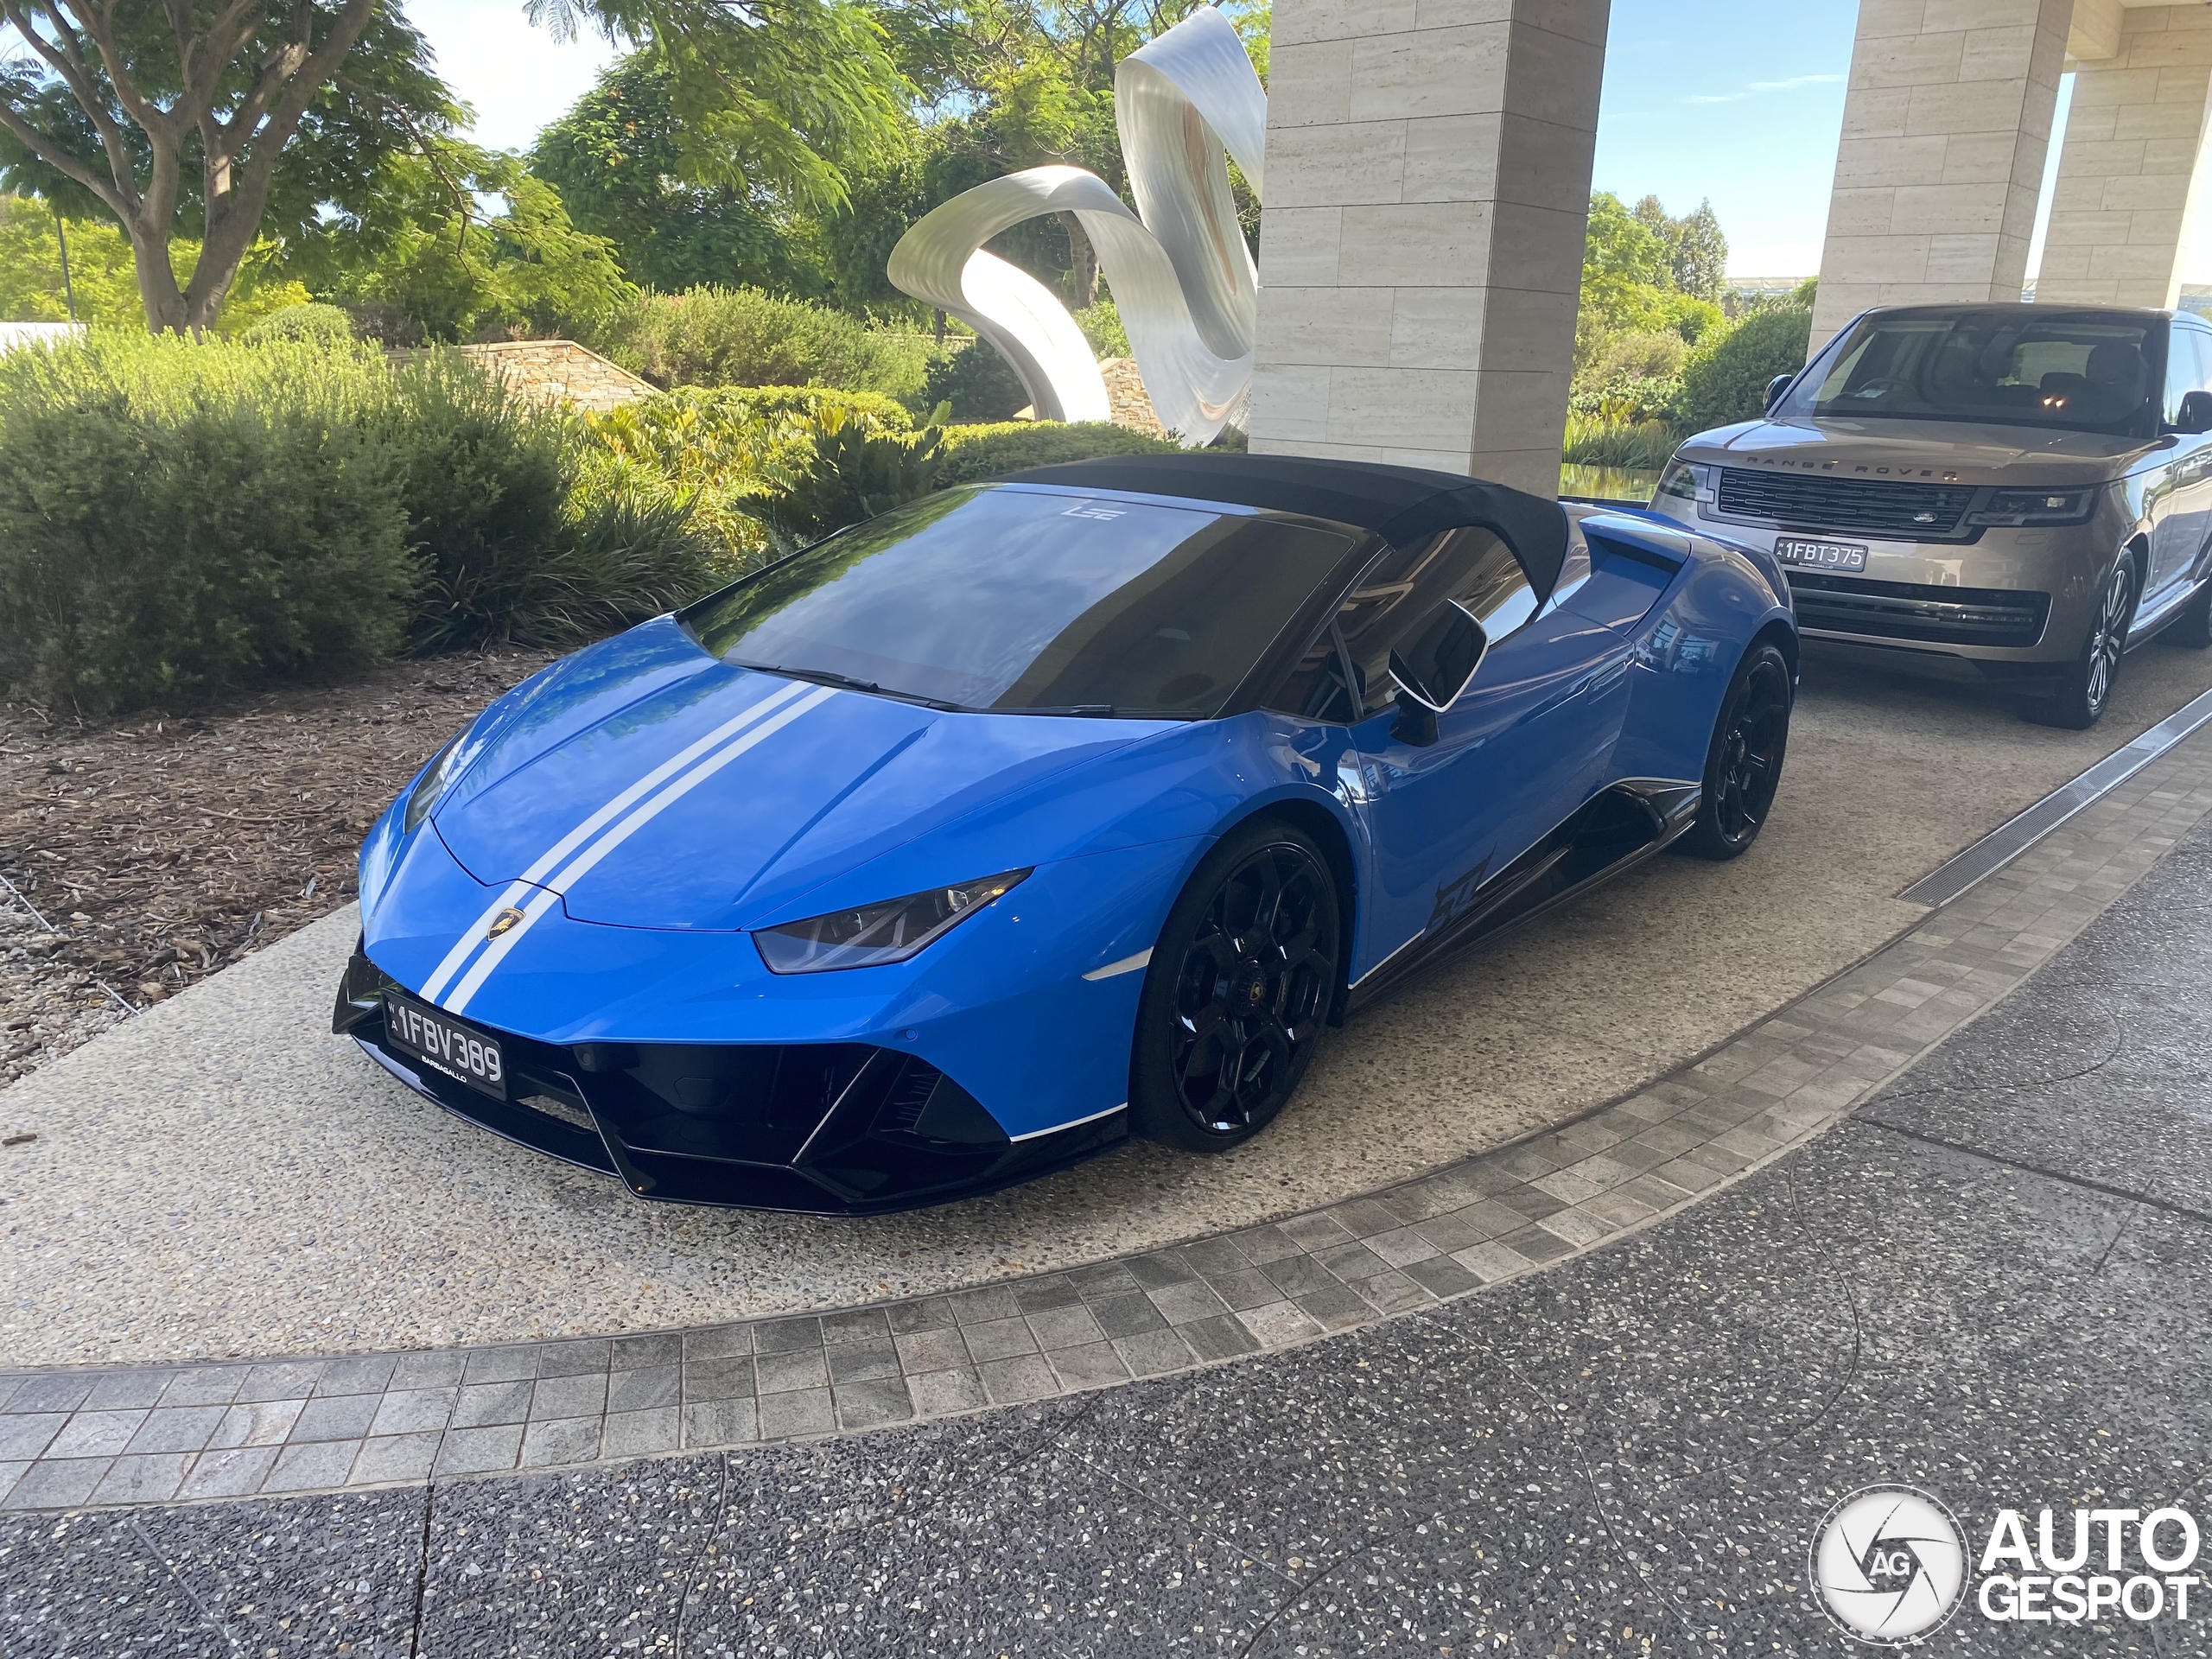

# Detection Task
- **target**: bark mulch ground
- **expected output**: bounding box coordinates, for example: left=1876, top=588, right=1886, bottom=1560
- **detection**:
left=0, top=648, right=562, bottom=1086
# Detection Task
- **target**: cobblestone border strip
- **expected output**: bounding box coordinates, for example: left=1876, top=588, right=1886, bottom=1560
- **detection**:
left=5, top=734, right=2210, bottom=1514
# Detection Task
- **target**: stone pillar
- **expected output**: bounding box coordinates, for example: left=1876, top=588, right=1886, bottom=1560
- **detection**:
left=1808, top=0, right=2073, bottom=355
left=1246, top=0, right=1610, bottom=499
left=2036, top=3, right=2212, bottom=308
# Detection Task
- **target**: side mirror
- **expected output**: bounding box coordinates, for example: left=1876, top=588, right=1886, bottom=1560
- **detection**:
left=1764, top=372, right=1794, bottom=410
left=1388, top=601, right=1487, bottom=746
left=2177, top=390, right=2212, bottom=435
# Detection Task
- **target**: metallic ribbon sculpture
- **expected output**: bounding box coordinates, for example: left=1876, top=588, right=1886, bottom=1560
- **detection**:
left=887, top=7, right=1264, bottom=448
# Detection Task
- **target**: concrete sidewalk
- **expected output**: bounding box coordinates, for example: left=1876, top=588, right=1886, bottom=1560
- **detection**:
left=10, top=763, right=2212, bottom=1651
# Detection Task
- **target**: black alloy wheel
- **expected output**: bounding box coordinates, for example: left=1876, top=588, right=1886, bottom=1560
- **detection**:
left=1131, top=821, right=1341, bottom=1153
left=1679, top=640, right=1793, bottom=861
left=2030, top=555, right=2136, bottom=730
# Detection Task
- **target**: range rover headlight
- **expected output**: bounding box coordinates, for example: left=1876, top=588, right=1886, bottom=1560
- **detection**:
left=1967, top=486, right=2101, bottom=527
left=403, top=731, right=469, bottom=834
left=753, top=870, right=1031, bottom=974
left=1655, top=458, right=1711, bottom=504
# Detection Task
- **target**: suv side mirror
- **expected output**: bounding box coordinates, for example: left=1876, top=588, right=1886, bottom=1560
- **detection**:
left=1764, top=372, right=1795, bottom=410
left=2176, top=389, right=2212, bottom=435
left=1388, top=601, right=1487, bottom=746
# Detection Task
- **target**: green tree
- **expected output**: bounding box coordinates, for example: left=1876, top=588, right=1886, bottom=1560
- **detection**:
left=531, top=0, right=912, bottom=214
left=285, top=147, right=634, bottom=342
left=532, top=54, right=830, bottom=297
left=1633, top=193, right=1727, bottom=303
left=0, top=2, right=456, bottom=333
left=1581, top=191, right=1670, bottom=335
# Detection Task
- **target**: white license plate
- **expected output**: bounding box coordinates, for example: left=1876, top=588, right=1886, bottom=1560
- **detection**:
left=1774, top=537, right=1868, bottom=573
left=383, top=989, right=507, bottom=1100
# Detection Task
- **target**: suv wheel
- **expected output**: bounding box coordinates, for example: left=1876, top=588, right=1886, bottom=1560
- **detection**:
left=2027, top=555, right=2136, bottom=730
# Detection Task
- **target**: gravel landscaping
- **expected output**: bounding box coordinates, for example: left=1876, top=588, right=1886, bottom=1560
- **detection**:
left=0, top=649, right=559, bottom=1084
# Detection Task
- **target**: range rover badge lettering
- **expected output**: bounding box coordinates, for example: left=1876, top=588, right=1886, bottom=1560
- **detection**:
left=486, top=906, right=525, bottom=940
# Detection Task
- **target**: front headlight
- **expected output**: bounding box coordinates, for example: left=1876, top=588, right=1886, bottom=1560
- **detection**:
left=1967, top=486, right=2101, bottom=527
left=1655, top=458, right=1711, bottom=504
left=403, top=732, right=469, bottom=834
left=753, top=869, right=1031, bottom=975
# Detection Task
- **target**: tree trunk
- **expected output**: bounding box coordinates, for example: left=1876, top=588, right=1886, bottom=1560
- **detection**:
left=128, top=226, right=191, bottom=334
left=1059, top=213, right=1099, bottom=311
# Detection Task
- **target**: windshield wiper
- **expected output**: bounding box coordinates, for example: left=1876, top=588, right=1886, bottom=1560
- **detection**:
left=745, top=664, right=963, bottom=712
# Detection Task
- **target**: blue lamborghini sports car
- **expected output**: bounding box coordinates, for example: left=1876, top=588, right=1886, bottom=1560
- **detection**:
left=336, top=454, right=1798, bottom=1213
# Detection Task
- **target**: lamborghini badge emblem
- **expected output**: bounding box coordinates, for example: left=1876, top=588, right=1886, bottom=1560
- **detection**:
left=486, top=906, right=525, bottom=940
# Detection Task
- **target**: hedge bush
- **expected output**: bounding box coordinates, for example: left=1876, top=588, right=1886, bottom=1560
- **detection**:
left=0, top=333, right=727, bottom=711
left=593, top=286, right=934, bottom=404
left=919, top=341, right=1031, bottom=423
left=0, top=334, right=413, bottom=711
left=239, top=302, right=354, bottom=346
left=1675, top=306, right=1813, bottom=435
left=580, top=385, right=923, bottom=570
left=935, top=420, right=1181, bottom=486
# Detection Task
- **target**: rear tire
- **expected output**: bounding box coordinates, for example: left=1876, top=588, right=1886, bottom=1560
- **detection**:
left=2024, top=554, right=2135, bottom=730
left=1677, top=640, right=1792, bottom=861
left=1130, top=820, right=1341, bottom=1154
left=2167, top=580, right=2212, bottom=651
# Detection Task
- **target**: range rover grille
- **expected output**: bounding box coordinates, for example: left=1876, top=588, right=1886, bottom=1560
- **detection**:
left=1787, top=572, right=2050, bottom=648
left=1717, top=469, right=1978, bottom=537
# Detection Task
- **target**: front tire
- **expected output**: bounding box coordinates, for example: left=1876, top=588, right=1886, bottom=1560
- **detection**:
left=1677, top=640, right=1792, bottom=861
left=1131, top=821, right=1342, bottom=1154
left=2024, top=554, right=2135, bottom=730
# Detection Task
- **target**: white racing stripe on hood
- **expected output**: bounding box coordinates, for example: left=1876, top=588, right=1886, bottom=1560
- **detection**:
left=441, top=685, right=838, bottom=1015
left=416, top=678, right=816, bottom=1005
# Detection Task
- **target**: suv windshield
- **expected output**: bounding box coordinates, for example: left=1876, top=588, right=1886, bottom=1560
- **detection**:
left=1779, top=308, right=2162, bottom=436
left=682, top=484, right=1356, bottom=717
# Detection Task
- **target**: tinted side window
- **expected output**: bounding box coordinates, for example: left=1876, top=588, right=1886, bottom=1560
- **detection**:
left=2165, top=324, right=2212, bottom=424
left=1338, top=530, right=1534, bottom=717
left=1263, top=626, right=1358, bottom=722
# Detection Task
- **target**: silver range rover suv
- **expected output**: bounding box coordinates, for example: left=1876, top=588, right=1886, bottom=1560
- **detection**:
left=1648, top=302, right=2212, bottom=727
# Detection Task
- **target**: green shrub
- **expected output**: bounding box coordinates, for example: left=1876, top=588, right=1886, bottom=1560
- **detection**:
left=0, top=333, right=733, bottom=709
left=760, top=411, right=946, bottom=549
left=935, top=420, right=1181, bottom=486
left=579, top=385, right=919, bottom=570
left=1074, top=299, right=1130, bottom=358
left=920, top=342, right=1030, bottom=423
left=672, top=384, right=914, bottom=433
left=378, top=355, right=726, bottom=653
left=0, top=332, right=413, bottom=712
left=239, top=302, right=355, bottom=346
left=1675, top=306, right=1813, bottom=435
left=593, top=286, right=933, bottom=403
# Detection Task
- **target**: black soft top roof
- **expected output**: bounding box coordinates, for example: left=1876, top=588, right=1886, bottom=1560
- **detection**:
left=1002, top=453, right=1570, bottom=600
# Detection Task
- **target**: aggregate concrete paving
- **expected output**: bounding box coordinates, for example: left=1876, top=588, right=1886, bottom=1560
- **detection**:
left=6, top=645, right=2212, bottom=1368
left=9, top=804, right=2212, bottom=1655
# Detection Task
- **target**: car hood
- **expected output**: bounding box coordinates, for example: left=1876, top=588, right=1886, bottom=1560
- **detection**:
left=1677, top=416, right=2163, bottom=486
left=430, top=616, right=1166, bottom=931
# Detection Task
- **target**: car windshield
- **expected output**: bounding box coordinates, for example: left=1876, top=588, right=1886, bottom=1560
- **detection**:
left=1779, top=309, right=2162, bottom=436
left=681, top=484, right=1356, bottom=717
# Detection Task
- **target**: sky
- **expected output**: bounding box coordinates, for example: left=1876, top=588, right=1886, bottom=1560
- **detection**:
left=405, top=0, right=2126, bottom=284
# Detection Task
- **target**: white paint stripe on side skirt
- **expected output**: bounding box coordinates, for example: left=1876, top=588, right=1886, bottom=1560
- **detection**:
left=417, top=678, right=815, bottom=1003
left=1008, top=1102, right=1128, bottom=1142
left=442, top=686, right=838, bottom=1014
left=1082, top=948, right=1152, bottom=981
